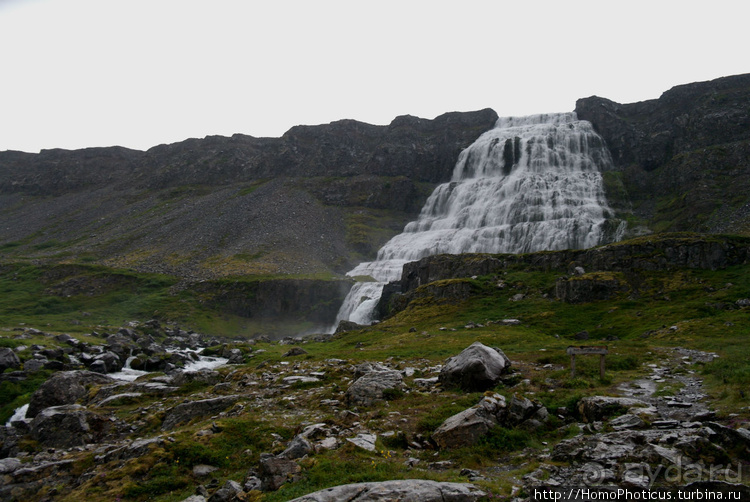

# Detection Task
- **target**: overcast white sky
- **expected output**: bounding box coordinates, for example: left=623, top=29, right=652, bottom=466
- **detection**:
left=0, top=0, right=746, bottom=153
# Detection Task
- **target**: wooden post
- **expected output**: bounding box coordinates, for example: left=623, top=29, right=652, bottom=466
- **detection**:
left=566, top=346, right=608, bottom=379
left=570, top=354, right=576, bottom=378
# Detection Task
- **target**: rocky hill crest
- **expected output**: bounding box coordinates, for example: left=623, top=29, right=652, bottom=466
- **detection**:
left=576, top=73, right=750, bottom=235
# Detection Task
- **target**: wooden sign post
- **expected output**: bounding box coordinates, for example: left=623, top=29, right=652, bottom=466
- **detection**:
left=566, top=345, right=608, bottom=379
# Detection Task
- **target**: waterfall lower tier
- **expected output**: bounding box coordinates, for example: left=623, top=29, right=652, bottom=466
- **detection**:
left=333, top=112, right=625, bottom=328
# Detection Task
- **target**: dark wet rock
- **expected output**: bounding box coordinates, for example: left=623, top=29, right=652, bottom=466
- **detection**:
left=88, top=359, right=109, bottom=374
left=27, top=370, right=115, bottom=418
left=438, top=342, right=511, bottom=391
left=30, top=404, right=112, bottom=448
left=0, top=426, right=20, bottom=458
left=286, top=479, right=486, bottom=501
left=0, top=348, right=21, bottom=373
left=161, top=395, right=240, bottom=430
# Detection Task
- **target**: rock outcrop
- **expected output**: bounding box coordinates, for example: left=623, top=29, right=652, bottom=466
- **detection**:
left=29, top=404, right=112, bottom=448
left=576, top=74, right=750, bottom=172
left=161, top=396, right=240, bottom=431
left=26, top=370, right=115, bottom=418
left=286, top=479, right=486, bottom=501
left=576, top=73, right=750, bottom=234
left=432, top=393, right=548, bottom=449
left=376, top=234, right=750, bottom=317
left=0, top=110, right=497, bottom=287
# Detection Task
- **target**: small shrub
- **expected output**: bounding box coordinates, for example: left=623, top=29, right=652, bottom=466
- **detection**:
left=382, top=388, right=404, bottom=401
left=475, top=427, right=531, bottom=457
left=381, top=431, right=409, bottom=449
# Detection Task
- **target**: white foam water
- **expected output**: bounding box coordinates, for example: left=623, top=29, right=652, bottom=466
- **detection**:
left=334, top=112, right=625, bottom=326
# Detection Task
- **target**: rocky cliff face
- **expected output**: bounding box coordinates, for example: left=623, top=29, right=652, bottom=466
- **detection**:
left=379, top=234, right=750, bottom=317
left=576, top=73, right=750, bottom=234
left=0, top=109, right=498, bottom=196
left=0, top=109, right=498, bottom=280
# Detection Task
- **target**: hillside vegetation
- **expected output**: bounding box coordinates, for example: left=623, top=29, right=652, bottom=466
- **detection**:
left=2, top=234, right=750, bottom=500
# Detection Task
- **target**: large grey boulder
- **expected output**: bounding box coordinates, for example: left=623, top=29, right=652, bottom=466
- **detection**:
left=30, top=404, right=111, bottom=448
left=432, top=393, right=549, bottom=449
left=287, top=479, right=486, bottom=501
left=27, top=370, right=115, bottom=418
left=345, top=367, right=403, bottom=407
left=432, top=394, right=506, bottom=449
left=161, top=395, right=239, bottom=430
left=438, top=342, right=511, bottom=391
left=0, top=348, right=21, bottom=373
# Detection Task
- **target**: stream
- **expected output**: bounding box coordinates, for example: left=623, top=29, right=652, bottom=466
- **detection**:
left=5, top=348, right=228, bottom=426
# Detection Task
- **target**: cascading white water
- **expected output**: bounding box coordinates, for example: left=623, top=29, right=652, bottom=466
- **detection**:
left=334, top=112, right=625, bottom=326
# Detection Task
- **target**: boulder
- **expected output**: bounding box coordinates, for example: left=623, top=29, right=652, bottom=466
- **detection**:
left=170, top=369, right=222, bottom=387
left=161, top=395, right=240, bottom=430
left=26, top=370, right=115, bottom=418
left=22, top=359, right=46, bottom=373
left=346, top=433, right=377, bottom=452
left=259, top=453, right=301, bottom=491
left=0, top=426, right=20, bottom=458
left=577, top=396, right=648, bottom=423
left=345, top=368, right=403, bottom=407
left=180, top=496, right=206, bottom=502
left=438, top=342, right=510, bottom=391
left=279, top=434, right=313, bottom=460
left=0, top=457, right=22, bottom=474
left=226, top=349, right=245, bottom=364
left=88, top=359, right=109, bottom=374
left=30, top=404, right=111, bottom=448
left=432, top=405, right=498, bottom=449
left=0, top=348, right=21, bottom=373
left=207, top=480, right=243, bottom=502
left=286, top=479, right=486, bottom=501
left=335, top=320, right=367, bottom=334
left=432, top=394, right=506, bottom=449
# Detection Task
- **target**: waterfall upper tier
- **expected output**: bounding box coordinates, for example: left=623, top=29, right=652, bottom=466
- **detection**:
left=335, top=112, right=625, bottom=326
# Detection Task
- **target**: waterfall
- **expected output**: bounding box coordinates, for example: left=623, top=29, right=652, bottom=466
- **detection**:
left=334, top=112, right=625, bottom=327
